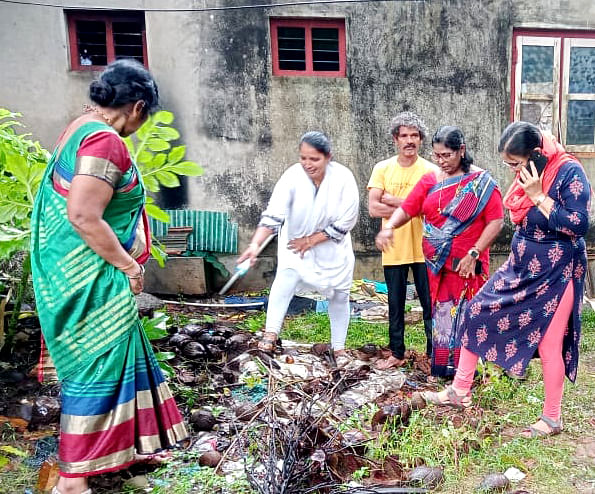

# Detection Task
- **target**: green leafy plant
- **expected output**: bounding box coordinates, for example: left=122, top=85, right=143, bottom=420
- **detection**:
left=0, top=108, right=203, bottom=352
left=123, top=110, right=203, bottom=266
left=0, top=109, right=49, bottom=259
left=0, top=110, right=49, bottom=352
left=352, top=466, right=370, bottom=482
left=141, top=312, right=175, bottom=377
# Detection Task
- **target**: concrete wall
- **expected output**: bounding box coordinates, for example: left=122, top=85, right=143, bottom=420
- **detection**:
left=1, top=0, right=594, bottom=290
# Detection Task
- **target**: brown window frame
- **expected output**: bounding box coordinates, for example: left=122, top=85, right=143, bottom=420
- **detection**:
left=66, top=10, right=148, bottom=71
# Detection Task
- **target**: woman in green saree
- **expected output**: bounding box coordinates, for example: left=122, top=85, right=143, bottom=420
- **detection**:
left=31, top=60, right=188, bottom=494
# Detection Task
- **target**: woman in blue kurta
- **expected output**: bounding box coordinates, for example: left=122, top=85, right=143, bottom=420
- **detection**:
left=421, top=122, right=590, bottom=438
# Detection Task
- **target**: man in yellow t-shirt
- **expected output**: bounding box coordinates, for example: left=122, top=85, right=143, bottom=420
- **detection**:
left=367, top=112, right=437, bottom=370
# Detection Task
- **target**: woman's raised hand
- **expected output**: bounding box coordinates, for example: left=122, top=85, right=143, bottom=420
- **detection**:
left=375, top=228, right=394, bottom=252
left=518, top=161, right=543, bottom=201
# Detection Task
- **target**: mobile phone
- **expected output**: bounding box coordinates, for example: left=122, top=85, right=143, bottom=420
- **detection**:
left=452, top=258, right=483, bottom=275
left=528, top=151, right=548, bottom=176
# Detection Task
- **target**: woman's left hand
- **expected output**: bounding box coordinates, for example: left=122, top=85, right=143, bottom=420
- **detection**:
left=288, top=236, right=313, bottom=257
left=518, top=160, right=543, bottom=201
left=456, top=254, right=476, bottom=279
left=375, top=228, right=394, bottom=252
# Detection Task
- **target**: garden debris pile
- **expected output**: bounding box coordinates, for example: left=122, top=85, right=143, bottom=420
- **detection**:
left=0, top=306, right=492, bottom=493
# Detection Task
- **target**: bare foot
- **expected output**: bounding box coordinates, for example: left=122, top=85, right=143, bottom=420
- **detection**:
left=134, top=450, right=173, bottom=464
left=375, top=355, right=406, bottom=370
left=54, top=478, right=90, bottom=494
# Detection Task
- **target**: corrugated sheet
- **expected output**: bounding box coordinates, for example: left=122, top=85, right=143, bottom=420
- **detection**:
left=149, top=210, right=238, bottom=254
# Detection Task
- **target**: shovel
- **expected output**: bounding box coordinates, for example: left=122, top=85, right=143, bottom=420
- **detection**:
left=218, top=233, right=276, bottom=295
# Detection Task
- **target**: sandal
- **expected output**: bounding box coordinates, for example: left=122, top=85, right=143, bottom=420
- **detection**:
left=521, top=415, right=563, bottom=438
left=258, top=332, right=279, bottom=353
left=419, top=385, right=472, bottom=410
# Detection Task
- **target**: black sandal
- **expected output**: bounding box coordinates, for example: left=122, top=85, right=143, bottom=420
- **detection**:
left=521, top=414, right=563, bottom=438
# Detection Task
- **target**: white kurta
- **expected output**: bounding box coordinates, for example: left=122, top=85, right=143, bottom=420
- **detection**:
left=259, top=161, right=360, bottom=297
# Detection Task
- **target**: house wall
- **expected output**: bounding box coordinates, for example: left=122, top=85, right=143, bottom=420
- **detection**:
left=1, top=0, right=594, bottom=290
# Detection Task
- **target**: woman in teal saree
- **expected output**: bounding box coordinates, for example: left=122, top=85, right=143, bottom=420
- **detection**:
left=31, top=60, right=187, bottom=494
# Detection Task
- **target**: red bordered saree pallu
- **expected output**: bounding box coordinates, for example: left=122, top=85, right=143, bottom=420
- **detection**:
left=31, top=121, right=188, bottom=477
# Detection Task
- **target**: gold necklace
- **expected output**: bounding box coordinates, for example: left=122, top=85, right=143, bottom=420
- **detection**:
left=83, top=104, right=113, bottom=125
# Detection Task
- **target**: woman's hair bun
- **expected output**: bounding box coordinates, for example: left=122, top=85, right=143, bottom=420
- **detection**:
left=89, top=80, right=115, bottom=106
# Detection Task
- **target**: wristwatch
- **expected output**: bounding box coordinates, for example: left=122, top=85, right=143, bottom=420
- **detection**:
left=468, top=247, right=480, bottom=259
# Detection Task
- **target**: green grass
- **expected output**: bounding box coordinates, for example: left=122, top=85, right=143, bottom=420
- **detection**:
left=242, top=310, right=427, bottom=352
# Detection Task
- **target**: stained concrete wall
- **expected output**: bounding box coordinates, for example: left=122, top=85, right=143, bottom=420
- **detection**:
left=1, top=0, right=594, bottom=290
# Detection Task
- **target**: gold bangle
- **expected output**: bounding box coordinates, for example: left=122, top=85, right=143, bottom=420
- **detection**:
left=127, top=264, right=145, bottom=279
left=117, top=259, right=136, bottom=272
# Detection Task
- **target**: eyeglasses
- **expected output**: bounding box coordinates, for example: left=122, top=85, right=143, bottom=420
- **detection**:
left=432, top=151, right=457, bottom=161
left=502, top=160, right=523, bottom=168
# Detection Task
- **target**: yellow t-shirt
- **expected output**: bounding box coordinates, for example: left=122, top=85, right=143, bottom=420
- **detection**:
left=367, top=155, right=438, bottom=266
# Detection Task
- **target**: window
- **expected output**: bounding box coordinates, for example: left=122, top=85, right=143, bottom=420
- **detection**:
left=67, top=11, right=147, bottom=71
left=512, top=29, right=595, bottom=153
left=270, top=18, right=346, bottom=77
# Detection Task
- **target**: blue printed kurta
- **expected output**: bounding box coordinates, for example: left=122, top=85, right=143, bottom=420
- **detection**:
left=461, top=161, right=590, bottom=382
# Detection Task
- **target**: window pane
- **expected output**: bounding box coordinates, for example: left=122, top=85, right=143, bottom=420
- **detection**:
left=277, top=26, right=305, bottom=71
left=312, top=27, right=339, bottom=71
left=113, top=21, right=145, bottom=64
left=521, top=45, right=554, bottom=93
left=569, top=47, right=595, bottom=94
left=520, top=100, right=553, bottom=132
left=76, top=20, right=107, bottom=66
left=566, top=100, right=595, bottom=145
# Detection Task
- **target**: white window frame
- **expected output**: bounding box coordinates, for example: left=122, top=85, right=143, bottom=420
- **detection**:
left=513, top=31, right=595, bottom=153
left=513, top=35, right=561, bottom=139
left=561, top=38, right=595, bottom=152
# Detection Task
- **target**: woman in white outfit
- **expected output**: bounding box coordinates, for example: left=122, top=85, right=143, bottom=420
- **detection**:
left=238, top=131, right=360, bottom=356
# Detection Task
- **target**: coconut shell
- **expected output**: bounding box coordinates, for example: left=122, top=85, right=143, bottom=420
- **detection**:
left=198, top=450, right=222, bottom=467
left=197, top=334, right=226, bottom=346
left=478, top=473, right=510, bottom=491
left=169, top=333, right=192, bottom=348
left=182, top=341, right=207, bottom=359
left=311, top=343, right=331, bottom=356
left=410, top=392, right=427, bottom=411
left=234, top=402, right=261, bottom=421
left=371, top=402, right=411, bottom=429
left=226, top=333, right=251, bottom=351
left=408, top=466, right=444, bottom=488
left=182, top=324, right=204, bottom=338
left=360, top=343, right=378, bottom=355
left=205, top=344, right=224, bottom=360
left=190, top=409, right=217, bottom=430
